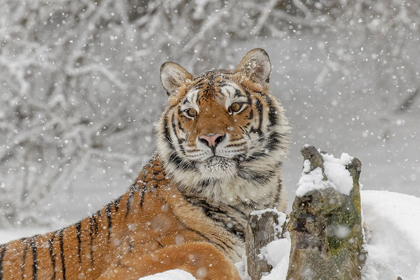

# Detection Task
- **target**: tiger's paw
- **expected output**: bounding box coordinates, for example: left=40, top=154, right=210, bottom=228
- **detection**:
left=99, top=242, right=241, bottom=280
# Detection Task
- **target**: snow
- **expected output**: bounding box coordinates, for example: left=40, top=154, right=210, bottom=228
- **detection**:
left=322, top=153, right=354, bottom=195
left=259, top=238, right=290, bottom=280
left=237, top=190, right=420, bottom=280
left=138, top=270, right=196, bottom=280
left=296, top=164, right=331, bottom=196
left=361, top=191, right=420, bottom=280
left=296, top=152, right=354, bottom=197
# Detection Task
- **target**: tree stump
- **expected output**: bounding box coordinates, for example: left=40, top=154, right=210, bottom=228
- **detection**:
left=246, top=210, right=285, bottom=280
left=286, top=146, right=367, bottom=280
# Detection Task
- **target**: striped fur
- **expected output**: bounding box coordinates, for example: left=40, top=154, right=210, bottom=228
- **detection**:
left=0, top=49, right=289, bottom=279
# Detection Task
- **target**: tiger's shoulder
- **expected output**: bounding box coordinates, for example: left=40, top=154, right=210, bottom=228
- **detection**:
left=135, top=155, right=246, bottom=261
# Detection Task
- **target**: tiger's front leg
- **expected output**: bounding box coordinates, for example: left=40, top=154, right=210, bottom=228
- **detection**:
left=98, top=242, right=241, bottom=280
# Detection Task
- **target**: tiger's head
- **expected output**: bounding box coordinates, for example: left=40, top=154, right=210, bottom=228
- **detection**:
left=157, top=49, right=290, bottom=207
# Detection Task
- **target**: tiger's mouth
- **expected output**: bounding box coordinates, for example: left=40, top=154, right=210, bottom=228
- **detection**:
left=195, top=156, right=238, bottom=179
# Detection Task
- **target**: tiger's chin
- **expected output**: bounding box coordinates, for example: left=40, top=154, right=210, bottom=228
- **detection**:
left=196, top=156, right=238, bottom=180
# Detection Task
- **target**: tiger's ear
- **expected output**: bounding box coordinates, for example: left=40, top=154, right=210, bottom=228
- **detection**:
left=160, top=62, right=193, bottom=96
left=236, top=48, right=271, bottom=85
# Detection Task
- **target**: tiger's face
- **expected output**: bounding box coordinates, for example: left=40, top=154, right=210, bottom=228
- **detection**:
left=174, top=75, right=256, bottom=179
left=157, top=49, right=290, bottom=203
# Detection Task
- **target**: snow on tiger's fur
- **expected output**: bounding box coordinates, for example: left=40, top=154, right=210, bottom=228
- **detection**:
left=0, top=49, right=290, bottom=280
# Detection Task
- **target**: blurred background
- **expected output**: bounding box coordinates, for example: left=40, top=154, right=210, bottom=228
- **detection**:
left=0, top=0, right=419, bottom=229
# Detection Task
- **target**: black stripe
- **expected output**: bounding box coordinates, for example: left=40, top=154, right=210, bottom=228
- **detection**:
left=106, top=202, right=113, bottom=242
left=193, top=82, right=205, bottom=89
left=262, top=94, right=278, bottom=127
left=88, top=217, right=94, bottom=265
left=21, top=238, right=29, bottom=279
left=216, top=89, right=225, bottom=101
left=198, top=178, right=211, bottom=188
left=244, top=89, right=251, bottom=100
left=244, top=90, right=254, bottom=119
left=114, top=196, right=122, bottom=212
left=0, top=244, right=7, bottom=279
left=250, top=97, right=264, bottom=139
left=168, top=152, right=181, bottom=165
left=139, top=184, right=146, bottom=208
left=248, top=108, right=254, bottom=120
left=183, top=195, right=246, bottom=240
left=246, top=151, right=267, bottom=162
left=92, top=214, right=99, bottom=235
left=227, top=204, right=249, bottom=219
left=245, top=90, right=252, bottom=105
left=273, top=183, right=282, bottom=208
left=163, top=115, right=175, bottom=150
left=268, top=104, right=278, bottom=127
left=171, top=112, right=186, bottom=155
left=30, top=237, right=38, bottom=280
left=170, top=210, right=233, bottom=254
left=225, top=142, right=246, bottom=148
left=266, top=131, right=281, bottom=152
left=176, top=112, right=185, bottom=133
left=168, top=152, right=195, bottom=170
left=193, top=76, right=205, bottom=82
left=250, top=171, right=272, bottom=185
left=234, top=89, right=244, bottom=98
left=255, top=97, right=264, bottom=136
left=59, top=229, right=66, bottom=280
left=48, top=233, right=57, bottom=280
left=76, top=221, right=82, bottom=263
left=126, top=184, right=138, bottom=217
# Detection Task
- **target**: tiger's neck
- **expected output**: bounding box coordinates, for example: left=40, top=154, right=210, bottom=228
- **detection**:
left=161, top=153, right=287, bottom=214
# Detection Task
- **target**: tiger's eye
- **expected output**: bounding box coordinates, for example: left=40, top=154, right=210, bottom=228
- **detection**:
left=229, top=102, right=242, bottom=113
left=185, top=108, right=197, bottom=118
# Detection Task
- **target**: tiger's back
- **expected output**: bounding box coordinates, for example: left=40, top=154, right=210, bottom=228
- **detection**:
left=0, top=48, right=290, bottom=279
left=1, top=157, right=241, bottom=279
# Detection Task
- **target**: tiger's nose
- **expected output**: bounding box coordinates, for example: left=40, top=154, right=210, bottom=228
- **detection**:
left=199, top=133, right=225, bottom=151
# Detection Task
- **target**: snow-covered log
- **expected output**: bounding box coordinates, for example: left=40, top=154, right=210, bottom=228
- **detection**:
left=245, top=210, right=286, bottom=280
left=286, top=146, right=367, bottom=280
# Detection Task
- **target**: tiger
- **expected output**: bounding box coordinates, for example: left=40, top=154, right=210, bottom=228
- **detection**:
left=0, top=48, right=290, bottom=280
